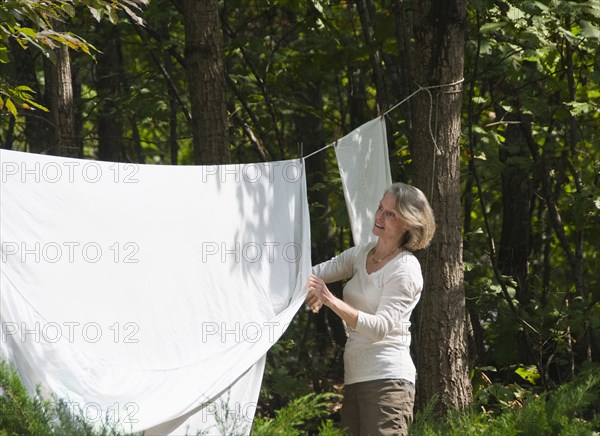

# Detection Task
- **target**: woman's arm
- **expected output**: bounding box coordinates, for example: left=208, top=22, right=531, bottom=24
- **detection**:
left=354, top=261, right=422, bottom=341
left=307, top=246, right=358, bottom=314
left=309, top=256, right=423, bottom=341
left=311, top=246, right=357, bottom=283
left=306, top=275, right=358, bottom=328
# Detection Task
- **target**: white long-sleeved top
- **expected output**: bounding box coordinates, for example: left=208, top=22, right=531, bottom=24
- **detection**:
left=312, top=243, right=423, bottom=385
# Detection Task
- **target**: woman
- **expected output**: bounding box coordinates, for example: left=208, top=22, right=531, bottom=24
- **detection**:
left=306, top=182, right=435, bottom=435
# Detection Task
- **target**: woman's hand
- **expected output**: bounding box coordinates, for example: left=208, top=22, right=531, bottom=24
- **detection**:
left=306, top=275, right=359, bottom=329
left=306, top=275, right=333, bottom=313
left=305, top=291, right=322, bottom=313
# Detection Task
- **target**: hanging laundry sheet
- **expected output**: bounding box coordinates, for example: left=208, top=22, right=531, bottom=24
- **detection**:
left=0, top=149, right=311, bottom=435
left=334, top=117, right=392, bottom=245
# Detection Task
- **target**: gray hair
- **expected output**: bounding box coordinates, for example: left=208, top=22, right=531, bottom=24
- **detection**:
left=384, top=182, right=436, bottom=251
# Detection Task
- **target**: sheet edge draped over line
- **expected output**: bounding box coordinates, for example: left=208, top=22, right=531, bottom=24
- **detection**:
left=0, top=149, right=312, bottom=435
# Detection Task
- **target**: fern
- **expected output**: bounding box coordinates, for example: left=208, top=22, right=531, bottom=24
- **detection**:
left=410, top=368, right=600, bottom=435
left=0, top=360, right=132, bottom=435
left=251, top=392, right=344, bottom=435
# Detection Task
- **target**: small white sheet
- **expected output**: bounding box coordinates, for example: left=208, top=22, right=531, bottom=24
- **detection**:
left=335, top=117, right=392, bottom=245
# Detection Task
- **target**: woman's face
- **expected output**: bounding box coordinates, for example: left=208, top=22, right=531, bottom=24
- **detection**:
left=372, top=192, right=406, bottom=245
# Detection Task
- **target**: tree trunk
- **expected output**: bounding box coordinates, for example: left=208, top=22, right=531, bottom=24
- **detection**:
left=71, top=58, right=84, bottom=158
left=44, top=25, right=78, bottom=158
left=355, top=0, right=388, bottom=112
left=347, top=68, right=367, bottom=129
left=165, top=51, right=179, bottom=165
left=96, top=23, right=125, bottom=162
left=495, top=108, right=535, bottom=367
left=497, top=110, right=531, bottom=302
left=9, top=39, right=52, bottom=153
left=183, top=0, right=230, bottom=165
left=403, top=0, right=472, bottom=414
left=294, top=80, right=347, bottom=387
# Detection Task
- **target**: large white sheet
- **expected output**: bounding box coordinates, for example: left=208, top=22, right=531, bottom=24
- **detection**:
left=335, top=117, right=392, bottom=245
left=0, top=150, right=311, bottom=435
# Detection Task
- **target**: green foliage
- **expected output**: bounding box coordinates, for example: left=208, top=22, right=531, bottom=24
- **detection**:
left=464, top=0, right=600, bottom=388
left=0, top=84, right=48, bottom=117
left=4, top=356, right=598, bottom=435
left=409, top=366, right=600, bottom=435
left=0, top=359, right=53, bottom=435
left=0, top=0, right=147, bottom=116
left=0, top=357, right=343, bottom=435
left=251, top=392, right=344, bottom=436
left=0, top=0, right=94, bottom=55
left=0, top=359, right=131, bottom=435
left=258, top=317, right=344, bottom=420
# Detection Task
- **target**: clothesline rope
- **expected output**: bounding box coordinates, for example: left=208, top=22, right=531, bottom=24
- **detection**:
left=382, top=78, right=464, bottom=117
left=302, top=140, right=336, bottom=160
left=302, top=78, right=465, bottom=161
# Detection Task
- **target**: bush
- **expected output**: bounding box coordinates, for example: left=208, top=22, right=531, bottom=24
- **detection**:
left=251, top=392, right=344, bottom=435
left=1, top=359, right=344, bottom=435
left=0, top=360, right=129, bottom=435
left=409, top=366, right=600, bottom=435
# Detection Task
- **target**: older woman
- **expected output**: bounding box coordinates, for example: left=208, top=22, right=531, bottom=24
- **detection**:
left=306, top=182, right=436, bottom=435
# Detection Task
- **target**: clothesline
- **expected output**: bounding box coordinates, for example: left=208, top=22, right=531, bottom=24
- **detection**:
left=302, top=78, right=465, bottom=161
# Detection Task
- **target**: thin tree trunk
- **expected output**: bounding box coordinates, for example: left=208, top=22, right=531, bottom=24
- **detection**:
left=496, top=108, right=534, bottom=374
left=563, top=26, right=594, bottom=363
left=294, top=80, right=346, bottom=386
left=130, top=117, right=144, bottom=164
left=183, top=0, right=230, bottom=165
left=44, top=20, right=78, bottom=158
left=71, top=58, right=84, bottom=158
left=97, top=23, right=124, bottom=162
left=2, top=115, right=16, bottom=149
left=496, top=110, right=531, bottom=302
left=390, top=0, right=415, bottom=173
left=347, top=69, right=367, bottom=130
left=10, top=39, right=52, bottom=153
left=44, top=36, right=79, bottom=158
left=355, top=0, right=388, bottom=112
left=166, top=51, right=179, bottom=165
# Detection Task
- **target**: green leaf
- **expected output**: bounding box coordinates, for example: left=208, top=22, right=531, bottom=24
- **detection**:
left=5, top=98, right=17, bottom=117
left=480, top=22, right=506, bottom=33
left=121, top=4, right=145, bottom=26
left=106, top=5, right=119, bottom=24
left=515, top=365, right=541, bottom=384
left=507, top=6, right=526, bottom=22
left=14, top=85, right=34, bottom=92
left=582, top=2, right=600, bottom=18
left=565, top=101, right=591, bottom=116
left=14, top=25, right=37, bottom=38
left=0, top=46, right=9, bottom=63
left=87, top=6, right=103, bottom=22
left=580, top=20, right=600, bottom=40
left=22, top=98, right=49, bottom=112
left=62, top=3, right=76, bottom=18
